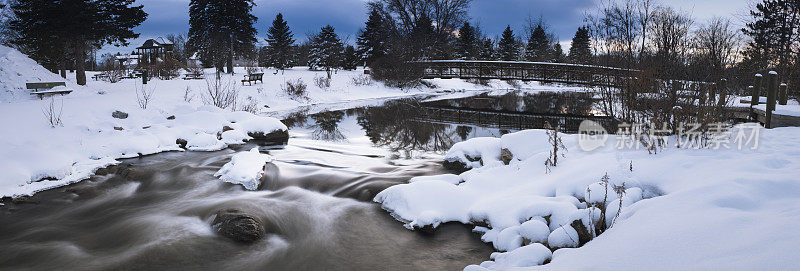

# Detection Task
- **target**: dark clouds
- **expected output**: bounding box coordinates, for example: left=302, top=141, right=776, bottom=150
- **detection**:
left=105, top=0, right=749, bottom=54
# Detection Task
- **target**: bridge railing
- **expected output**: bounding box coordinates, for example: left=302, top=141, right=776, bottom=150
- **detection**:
left=412, top=60, right=640, bottom=87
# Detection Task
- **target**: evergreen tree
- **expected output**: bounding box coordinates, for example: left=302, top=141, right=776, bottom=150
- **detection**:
left=455, top=22, right=478, bottom=59
left=357, top=7, right=389, bottom=67
left=9, top=0, right=146, bottom=85
left=309, top=25, right=344, bottom=77
left=743, top=0, right=799, bottom=72
left=498, top=26, right=519, bottom=61
left=568, top=26, right=593, bottom=64
left=187, top=0, right=257, bottom=74
left=479, top=38, right=496, bottom=60
left=341, top=45, right=360, bottom=70
left=265, top=13, right=295, bottom=70
left=552, top=43, right=565, bottom=63
left=409, top=14, right=437, bottom=59
left=525, top=24, right=552, bottom=62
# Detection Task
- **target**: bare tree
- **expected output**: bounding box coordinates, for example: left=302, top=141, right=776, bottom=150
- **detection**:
left=649, top=6, right=693, bottom=77
left=694, top=17, right=740, bottom=81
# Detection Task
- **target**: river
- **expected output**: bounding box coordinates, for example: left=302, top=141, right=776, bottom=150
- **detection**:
left=0, top=90, right=603, bottom=270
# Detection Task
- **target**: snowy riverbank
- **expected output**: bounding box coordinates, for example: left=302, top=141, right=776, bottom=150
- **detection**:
left=0, top=44, right=580, bottom=199
left=375, top=126, right=800, bottom=270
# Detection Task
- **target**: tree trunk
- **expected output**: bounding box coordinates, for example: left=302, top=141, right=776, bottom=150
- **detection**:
left=226, top=54, right=234, bottom=74
left=75, top=45, right=87, bottom=85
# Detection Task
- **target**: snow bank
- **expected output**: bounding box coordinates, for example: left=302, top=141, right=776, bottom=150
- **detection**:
left=0, top=45, right=84, bottom=102
left=0, top=46, right=288, bottom=198
left=376, top=126, right=800, bottom=270
left=214, top=147, right=273, bottom=190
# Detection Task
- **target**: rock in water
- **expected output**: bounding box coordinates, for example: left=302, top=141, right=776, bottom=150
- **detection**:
left=212, top=209, right=265, bottom=243
left=112, top=110, right=129, bottom=119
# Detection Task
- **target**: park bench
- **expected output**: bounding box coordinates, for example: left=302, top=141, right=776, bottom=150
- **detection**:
left=183, top=72, right=205, bottom=80
left=241, top=73, right=264, bottom=86
left=27, top=82, right=73, bottom=99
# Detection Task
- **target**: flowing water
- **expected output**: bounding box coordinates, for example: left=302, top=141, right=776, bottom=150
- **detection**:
left=0, top=90, right=603, bottom=271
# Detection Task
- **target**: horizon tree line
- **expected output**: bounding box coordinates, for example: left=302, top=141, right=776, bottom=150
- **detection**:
left=1, top=0, right=799, bottom=98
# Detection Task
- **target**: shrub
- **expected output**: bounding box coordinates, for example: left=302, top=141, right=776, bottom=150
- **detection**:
left=350, top=75, right=374, bottom=86
left=154, top=60, right=181, bottom=80
left=42, top=97, right=63, bottom=127
left=135, top=81, right=157, bottom=109
left=282, top=78, right=308, bottom=99
left=203, top=75, right=238, bottom=110
left=314, top=75, right=331, bottom=89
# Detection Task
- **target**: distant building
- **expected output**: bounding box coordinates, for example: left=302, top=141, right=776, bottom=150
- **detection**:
left=135, top=37, right=174, bottom=64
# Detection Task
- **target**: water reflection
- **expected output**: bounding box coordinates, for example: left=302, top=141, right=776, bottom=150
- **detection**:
left=283, top=91, right=605, bottom=157
left=311, top=111, right=347, bottom=142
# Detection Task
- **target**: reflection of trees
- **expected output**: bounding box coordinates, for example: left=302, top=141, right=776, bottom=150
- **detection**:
left=357, top=100, right=456, bottom=156
left=282, top=110, right=310, bottom=128
left=522, top=92, right=594, bottom=115
left=311, top=111, right=346, bottom=141
left=456, top=126, right=472, bottom=141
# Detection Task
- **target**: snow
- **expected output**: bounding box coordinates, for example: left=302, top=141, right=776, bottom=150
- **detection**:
left=754, top=101, right=800, bottom=117
left=214, top=147, right=274, bottom=190
left=0, top=46, right=288, bottom=198
left=0, top=45, right=580, bottom=198
left=376, top=125, right=800, bottom=270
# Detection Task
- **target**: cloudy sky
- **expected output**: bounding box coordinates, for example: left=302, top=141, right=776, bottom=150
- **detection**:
left=106, top=0, right=752, bottom=54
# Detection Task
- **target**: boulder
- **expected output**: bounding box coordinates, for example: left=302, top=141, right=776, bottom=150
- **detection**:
left=500, top=148, right=513, bottom=165
left=176, top=138, right=188, bottom=149
left=212, top=209, right=265, bottom=243
left=247, top=129, right=289, bottom=145
left=112, top=110, right=129, bottom=119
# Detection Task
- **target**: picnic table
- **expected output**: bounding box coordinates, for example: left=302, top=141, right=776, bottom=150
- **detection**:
left=92, top=73, right=110, bottom=81
left=27, top=82, right=73, bottom=99
left=183, top=72, right=205, bottom=80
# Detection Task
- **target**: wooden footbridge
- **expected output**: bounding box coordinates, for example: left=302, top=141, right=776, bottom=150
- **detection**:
left=414, top=60, right=638, bottom=87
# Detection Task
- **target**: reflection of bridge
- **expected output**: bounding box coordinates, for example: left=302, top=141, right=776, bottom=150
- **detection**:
left=415, top=60, right=638, bottom=87
left=414, top=105, right=617, bottom=133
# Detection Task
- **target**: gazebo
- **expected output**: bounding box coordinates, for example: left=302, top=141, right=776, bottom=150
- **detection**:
left=135, top=37, right=174, bottom=64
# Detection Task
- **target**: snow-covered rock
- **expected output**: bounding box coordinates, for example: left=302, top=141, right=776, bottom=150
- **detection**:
left=214, top=148, right=273, bottom=190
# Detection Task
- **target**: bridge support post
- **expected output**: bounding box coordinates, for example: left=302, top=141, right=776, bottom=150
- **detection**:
left=766, top=71, right=778, bottom=129
left=751, top=74, right=762, bottom=107
left=779, top=83, right=788, bottom=105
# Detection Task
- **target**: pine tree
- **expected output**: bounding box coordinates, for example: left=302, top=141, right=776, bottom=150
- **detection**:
left=266, top=13, right=295, bottom=70
left=498, top=26, right=519, bottom=61
left=525, top=24, right=552, bottom=62
left=357, top=7, right=389, bottom=67
left=341, top=45, right=360, bottom=70
left=568, top=26, right=593, bottom=64
left=552, top=43, right=565, bottom=63
left=309, top=25, right=344, bottom=78
left=187, top=0, right=257, bottom=74
left=455, top=22, right=478, bottom=59
left=480, top=38, right=496, bottom=60
left=409, top=14, right=437, bottom=59
left=9, top=0, right=146, bottom=85
left=743, top=0, right=799, bottom=74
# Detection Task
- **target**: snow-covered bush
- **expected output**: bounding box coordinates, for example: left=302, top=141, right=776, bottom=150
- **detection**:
left=282, top=78, right=307, bottom=99
left=350, top=75, right=373, bottom=86
left=314, top=74, right=331, bottom=89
